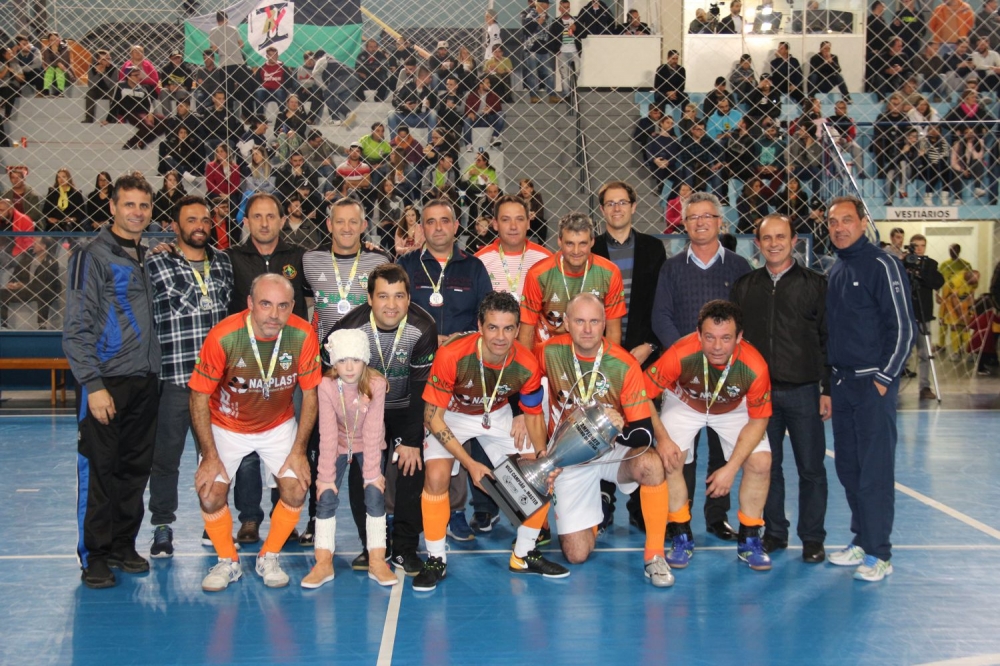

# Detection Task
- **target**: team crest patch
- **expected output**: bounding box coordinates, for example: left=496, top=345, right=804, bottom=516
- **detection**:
left=394, top=349, right=408, bottom=364
left=282, top=264, right=297, bottom=279
left=496, top=383, right=511, bottom=396
left=726, top=385, right=740, bottom=397
left=359, top=274, right=369, bottom=288
left=594, top=376, right=610, bottom=397
left=279, top=352, right=293, bottom=370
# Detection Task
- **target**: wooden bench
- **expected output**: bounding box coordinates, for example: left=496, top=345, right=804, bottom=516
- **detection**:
left=0, top=358, right=72, bottom=406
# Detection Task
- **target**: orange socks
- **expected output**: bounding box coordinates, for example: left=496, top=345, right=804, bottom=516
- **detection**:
left=422, top=490, right=450, bottom=560
left=667, top=504, right=691, bottom=525
left=641, top=482, right=669, bottom=561
left=737, top=510, right=764, bottom=528
left=523, top=504, right=549, bottom=530
left=260, top=500, right=302, bottom=556
left=203, top=506, right=239, bottom=561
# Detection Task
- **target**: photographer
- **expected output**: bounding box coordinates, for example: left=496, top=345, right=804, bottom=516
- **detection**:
left=903, top=234, right=945, bottom=400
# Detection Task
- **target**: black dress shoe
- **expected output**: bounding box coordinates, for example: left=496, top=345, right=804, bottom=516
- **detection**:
left=108, top=547, right=150, bottom=573
left=706, top=520, right=736, bottom=541
left=802, top=541, right=826, bottom=563
left=762, top=534, right=789, bottom=553
left=82, top=559, right=117, bottom=589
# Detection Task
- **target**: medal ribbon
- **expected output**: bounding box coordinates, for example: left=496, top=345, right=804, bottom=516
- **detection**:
left=571, top=342, right=604, bottom=403
left=190, top=258, right=211, bottom=298
left=331, top=248, right=362, bottom=301
left=559, top=254, right=590, bottom=302
left=337, top=378, right=363, bottom=461
left=420, top=245, right=452, bottom=297
left=703, top=353, right=734, bottom=412
left=498, top=243, right=526, bottom=293
left=370, top=311, right=407, bottom=373
left=477, top=337, right=509, bottom=416
left=246, top=315, right=283, bottom=397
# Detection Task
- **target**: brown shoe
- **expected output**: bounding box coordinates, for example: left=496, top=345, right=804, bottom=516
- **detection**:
left=530, top=96, right=541, bottom=103
left=301, top=548, right=335, bottom=588
left=919, top=387, right=937, bottom=400
left=547, top=95, right=561, bottom=104
left=236, top=521, right=260, bottom=544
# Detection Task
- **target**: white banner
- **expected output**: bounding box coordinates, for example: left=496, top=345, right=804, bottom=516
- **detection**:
left=884, top=207, right=960, bottom=221
left=247, top=0, right=295, bottom=57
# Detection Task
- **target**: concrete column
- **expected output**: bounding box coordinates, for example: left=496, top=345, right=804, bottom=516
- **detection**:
left=661, top=0, right=684, bottom=61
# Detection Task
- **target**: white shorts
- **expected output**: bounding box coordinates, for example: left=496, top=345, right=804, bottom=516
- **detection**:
left=551, top=444, right=639, bottom=535
left=423, top=405, right=519, bottom=475
left=659, top=392, right=770, bottom=465
left=211, top=419, right=299, bottom=485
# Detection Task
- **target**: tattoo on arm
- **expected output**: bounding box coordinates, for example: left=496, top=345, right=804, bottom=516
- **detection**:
left=423, top=402, right=437, bottom=427
left=434, top=428, right=456, bottom=447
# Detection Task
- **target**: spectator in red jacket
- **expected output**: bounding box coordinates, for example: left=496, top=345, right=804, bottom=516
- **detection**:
left=254, top=46, right=289, bottom=113
left=205, top=143, right=242, bottom=217
left=463, top=76, right=504, bottom=151
left=0, top=196, right=35, bottom=256
left=664, top=182, right=692, bottom=234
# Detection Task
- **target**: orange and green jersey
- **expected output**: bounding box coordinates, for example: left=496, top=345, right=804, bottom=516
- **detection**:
left=520, top=253, right=627, bottom=346
left=424, top=332, right=544, bottom=416
left=537, top=334, right=650, bottom=435
left=189, top=310, right=322, bottom=433
left=644, top=332, right=772, bottom=418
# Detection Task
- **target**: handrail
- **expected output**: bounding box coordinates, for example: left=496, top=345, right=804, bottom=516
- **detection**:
left=820, top=122, right=880, bottom=245
left=571, top=81, right=593, bottom=210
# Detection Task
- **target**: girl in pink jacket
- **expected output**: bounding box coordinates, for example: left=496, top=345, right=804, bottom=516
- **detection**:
left=302, top=329, right=397, bottom=588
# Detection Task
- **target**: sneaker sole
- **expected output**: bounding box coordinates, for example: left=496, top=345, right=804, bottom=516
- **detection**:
left=369, top=571, right=400, bottom=587
left=391, top=561, right=422, bottom=577
left=446, top=531, right=476, bottom=542
left=107, top=559, right=150, bottom=574
left=202, top=569, right=242, bottom=592
left=300, top=573, right=335, bottom=589
left=412, top=578, right=443, bottom=592
left=261, top=577, right=290, bottom=588
left=509, top=564, right=571, bottom=578
left=854, top=565, right=893, bottom=582
left=738, top=554, right=772, bottom=571
left=645, top=572, right=676, bottom=588
left=149, top=550, right=174, bottom=559
left=81, top=574, right=117, bottom=589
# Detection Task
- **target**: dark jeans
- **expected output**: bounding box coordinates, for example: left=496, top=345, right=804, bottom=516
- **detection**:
left=76, top=374, right=159, bottom=568
left=682, top=427, right=730, bottom=525
left=148, top=381, right=200, bottom=525
left=762, top=383, right=828, bottom=543
left=84, top=84, right=114, bottom=123
left=379, top=408, right=425, bottom=555
left=831, top=372, right=899, bottom=561
left=923, top=160, right=955, bottom=193
left=808, top=71, right=849, bottom=98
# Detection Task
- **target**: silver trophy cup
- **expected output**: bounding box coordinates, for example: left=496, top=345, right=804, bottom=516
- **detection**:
left=482, top=401, right=622, bottom=526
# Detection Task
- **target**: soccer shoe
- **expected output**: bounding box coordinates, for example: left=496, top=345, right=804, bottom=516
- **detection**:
left=255, top=552, right=289, bottom=588
left=644, top=555, right=675, bottom=588
left=412, top=556, right=447, bottom=591
left=298, top=519, right=316, bottom=547
left=202, top=558, right=242, bottom=592
left=391, top=550, right=424, bottom=576
left=828, top=544, right=866, bottom=567
left=150, top=525, right=174, bottom=559
left=737, top=536, right=773, bottom=571
left=596, top=491, right=614, bottom=536
left=853, top=555, right=894, bottom=582
left=666, top=532, right=694, bottom=569
left=509, top=549, right=570, bottom=578
left=107, top=546, right=150, bottom=573
left=470, top=511, right=500, bottom=534
left=447, top=511, right=475, bottom=542
left=81, top=559, right=117, bottom=589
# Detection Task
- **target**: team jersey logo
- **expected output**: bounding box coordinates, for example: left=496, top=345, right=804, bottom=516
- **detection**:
left=228, top=376, right=249, bottom=393
left=497, top=383, right=511, bottom=396
left=594, top=376, right=610, bottom=398
left=317, top=272, right=327, bottom=282
left=359, top=274, right=369, bottom=289
left=279, top=352, right=293, bottom=370
left=395, top=349, right=408, bottom=364
left=236, top=357, right=247, bottom=368
left=726, top=385, right=741, bottom=398
left=282, top=265, right=297, bottom=279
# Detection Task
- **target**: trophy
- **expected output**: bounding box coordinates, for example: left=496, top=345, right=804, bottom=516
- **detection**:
left=481, top=401, right=621, bottom=527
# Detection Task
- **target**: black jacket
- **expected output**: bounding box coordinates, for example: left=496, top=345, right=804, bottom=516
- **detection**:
left=592, top=230, right=666, bottom=355
left=730, top=261, right=830, bottom=393
left=226, top=239, right=309, bottom=320
left=905, top=254, right=945, bottom=323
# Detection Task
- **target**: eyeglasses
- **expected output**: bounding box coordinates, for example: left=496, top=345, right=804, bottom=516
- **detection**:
left=684, top=214, right=722, bottom=223
left=603, top=200, right=632, bottom=209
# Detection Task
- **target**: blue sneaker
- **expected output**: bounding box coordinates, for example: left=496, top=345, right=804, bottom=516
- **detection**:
left=737, top=536, right=773, bottom=571
left=470, top=511, right=500, bottom=534
left=150, top=525, right=174, bottom=559
left=666, top=532, right=694, bottom=569
left=447, top=511, right=475, bottom=542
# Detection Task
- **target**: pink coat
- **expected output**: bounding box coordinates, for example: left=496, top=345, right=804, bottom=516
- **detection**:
left=317, top=374, right=387, bottom=484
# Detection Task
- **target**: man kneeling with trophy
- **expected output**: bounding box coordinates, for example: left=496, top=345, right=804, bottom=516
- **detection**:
left=538, top=293, right=679, bottom=588
left=413, top=291, right=570, bottom=592
left=644, top=300, right=773, bottom=572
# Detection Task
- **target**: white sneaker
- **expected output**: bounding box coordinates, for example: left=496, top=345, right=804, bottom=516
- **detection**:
left=466, top=144, right=474, bottom=152
left=940, top=191, right=950, bottom=205
left=853, top=554, right=893, bottom=581
left=202, top=558, right=242, bottom=592
left=953, top=196, right=963, bottom=205
left=922, top=194, right=933, bottom=206
left=974, top=187, right=987, bottom=197
left=255, top=552, right=290, bottom=588
left=644, top=555, right=675, bottom=588
left=828, top=544, right=865, bottom=567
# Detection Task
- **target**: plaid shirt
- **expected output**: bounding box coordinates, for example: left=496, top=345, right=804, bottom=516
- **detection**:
left=145, top=248, right=234, bottom=386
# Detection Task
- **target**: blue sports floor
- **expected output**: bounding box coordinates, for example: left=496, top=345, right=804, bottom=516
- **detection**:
left=2, top=408, right=1000, bottom=665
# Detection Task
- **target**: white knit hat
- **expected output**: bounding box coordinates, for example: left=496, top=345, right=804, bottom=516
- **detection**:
left=325, top=329, right=371, bottom=366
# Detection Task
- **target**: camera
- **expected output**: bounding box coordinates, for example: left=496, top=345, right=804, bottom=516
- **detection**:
left=710, top=2, right=724, bottom=17
left=903, top=244, right=927, bottom=283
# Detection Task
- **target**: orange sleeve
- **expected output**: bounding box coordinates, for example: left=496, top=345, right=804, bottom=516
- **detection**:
left=189, top=329, right=226, bottom=395
left=643, top=346, right=681, bottom=400
left=745, top=362, right=772, bottom=419
left=961, top=7, right=974, bottom=34
left=422, top=345, right=458, bottom=409
left=520, top=266, right=543, bottom=326
left=297, top=327, right=323, bottom=391
left=515, top=345, right=544, bottom=415
left=604, top=265, right=627, bottom=320
left=928, top=6, right=943, bottom=34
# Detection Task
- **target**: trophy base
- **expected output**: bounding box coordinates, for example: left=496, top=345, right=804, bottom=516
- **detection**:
left=481, top=456, right=549, bottom=528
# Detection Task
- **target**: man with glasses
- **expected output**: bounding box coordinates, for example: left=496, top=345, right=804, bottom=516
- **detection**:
left=651, top=192, right=751, bottom=542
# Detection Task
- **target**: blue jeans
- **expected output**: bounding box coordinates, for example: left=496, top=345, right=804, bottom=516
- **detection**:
left=762, top=383, right=828, bottom=543
left=388, top=110, right=436, bottom=141
left=316, top=453, right=385, bottom=519
left=524, top=51, right=555, bottom=97
left=831, top=372, right=899, bottom=561
left=463, top=112, right=505, bottom=145
left=254, top=86, right=287, bottom=113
